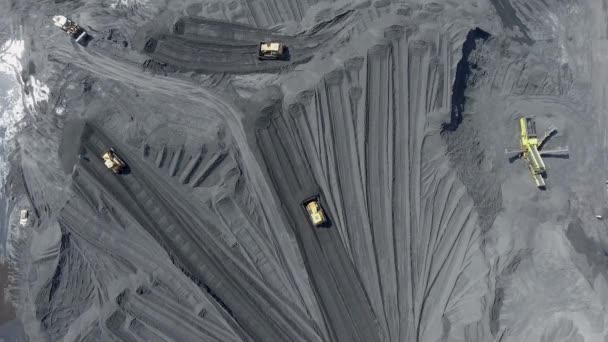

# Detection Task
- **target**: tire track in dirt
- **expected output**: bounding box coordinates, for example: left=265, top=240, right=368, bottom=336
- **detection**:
left=51, top=38, right=303, bottom=287
left=41, top=4, right=490, bottom=338
left=267, top=20, right=490, bottom=340
left=104, top=311, right=139, bottom=342
left=388, top=24, right=415, bottom=341
left=212, top=194, right=294, bottom=298
left=319, top=65, right=377, bottom=290
left=128, top=318, right=167, bottom=342
left=79, top=125, right=323, bottom=342
left=137, top=10, right=355, bottom=73
left=118, top=286, right=239, bottom=342
left=67, top=154, right=247, bottom=340
left=253, top=107, right=383, bottom=342
left=365, top=42, right=396, bottom=340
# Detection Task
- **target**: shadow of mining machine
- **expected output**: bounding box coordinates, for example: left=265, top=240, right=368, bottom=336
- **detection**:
left=505, top=117, right=569, bottom=189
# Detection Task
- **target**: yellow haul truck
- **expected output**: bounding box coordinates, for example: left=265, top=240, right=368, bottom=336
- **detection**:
left=302, top=196, right=327, bottom=227
left=102, top=148, right=127, bottom=174
left=258, top=42, right=286, bottom=60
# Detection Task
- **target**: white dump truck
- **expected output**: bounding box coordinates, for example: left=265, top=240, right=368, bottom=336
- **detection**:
left=258, top=42, right=287, bottom=60
left=53, top=15, right=89, bottom=43
left=19, top=210, right=29, bottom=226
left=102, top=148, right=127, bottom=174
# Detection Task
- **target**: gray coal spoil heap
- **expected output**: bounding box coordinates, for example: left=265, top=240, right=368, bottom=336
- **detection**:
left=2, top=0, right=608, bottom=341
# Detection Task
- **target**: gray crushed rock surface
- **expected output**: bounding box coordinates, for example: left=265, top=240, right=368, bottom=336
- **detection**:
left=1, top=0, right=608, bottom=341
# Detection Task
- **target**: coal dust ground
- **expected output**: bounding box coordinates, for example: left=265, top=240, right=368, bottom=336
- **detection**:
left=1, top=0, right=608, bottom=341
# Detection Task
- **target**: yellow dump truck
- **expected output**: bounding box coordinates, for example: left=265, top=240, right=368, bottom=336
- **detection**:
left=258, top=42, right=286, bottom=60
left=102, top=148, right=127, bottom=174
left=302, top=196, right=327, bottom=227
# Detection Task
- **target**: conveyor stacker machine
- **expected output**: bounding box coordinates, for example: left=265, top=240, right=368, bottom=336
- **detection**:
left=505, top=117, right=568, bottom=188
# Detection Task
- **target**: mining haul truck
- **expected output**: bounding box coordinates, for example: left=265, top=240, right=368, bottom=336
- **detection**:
left=302, top=196, right=327, bottom=227
left=102, top=148, right=127, bottom=174
left=53, top=15, right=89, bottom=44
left=258, top=42, right=286, bottom=60
left=19, top=210, right=29, bottom=227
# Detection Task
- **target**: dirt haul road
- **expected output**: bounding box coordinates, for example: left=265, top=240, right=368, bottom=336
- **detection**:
left=3, top=0, right=608, bottom=342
